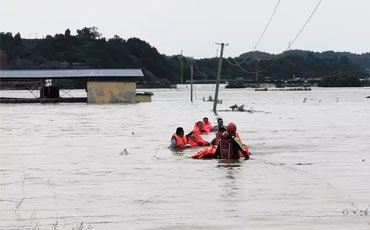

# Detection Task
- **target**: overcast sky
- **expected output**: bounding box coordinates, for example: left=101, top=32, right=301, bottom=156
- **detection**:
left=0, top=0, right=369, bottom=58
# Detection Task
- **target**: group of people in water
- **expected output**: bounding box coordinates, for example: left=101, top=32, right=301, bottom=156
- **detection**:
left=170, top=117, right=250, bottom=160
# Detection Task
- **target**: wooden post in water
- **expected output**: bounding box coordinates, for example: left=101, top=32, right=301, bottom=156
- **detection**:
left=41, top=79, right=45, bottom=99
left=213, top=43, right=228, bottom=113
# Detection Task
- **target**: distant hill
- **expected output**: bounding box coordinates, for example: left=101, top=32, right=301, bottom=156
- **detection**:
left=239, top=51, right=275, bottom=60
left=1, top=27, right=369, bottom=87
left=240, top=50, right=370, bottom=71
left=0, top=27, right=180, bottom=83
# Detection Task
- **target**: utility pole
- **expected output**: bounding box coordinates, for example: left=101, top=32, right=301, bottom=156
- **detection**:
left=255, top=59, right=260, bottom=83
left=213, top=42, right=228, bottom=114
left=190, top=59, right=194, bottom=102
left=255, top=58, right=270, bottom=83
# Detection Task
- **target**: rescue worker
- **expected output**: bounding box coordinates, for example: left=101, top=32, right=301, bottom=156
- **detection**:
left=170, top=127, right=187, bottom=148
left=202, top=117, right=212, bottom=133
left=215, top=123, right=249, bottom=160
left=212, top=118, right=226, bottom=131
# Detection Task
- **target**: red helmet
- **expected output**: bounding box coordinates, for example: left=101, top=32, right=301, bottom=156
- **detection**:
left=227, top=123, right=237, bottom=133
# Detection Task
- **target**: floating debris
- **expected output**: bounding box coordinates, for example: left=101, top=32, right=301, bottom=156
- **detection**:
left=255, top=87, right=312, bottom=91
left=119, top=148, right=129, bottom=156
left=16, top=198, right=26, bottom=209
left=342, top=207, right=369, bottom=216
left=230, top=104, right=245, bottom=112
left=217, top=104, right=270, bottom=113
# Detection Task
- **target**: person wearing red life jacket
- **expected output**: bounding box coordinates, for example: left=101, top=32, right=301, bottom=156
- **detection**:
left=202, top=117, right=212, bottom=133
left=193, top=121, right=207, bottom=134
left=191, top=127, right=225, bottom=159
left=191, top=145, right=217, bottom=159
left=211, top=126, right=226, bottom=146
left=170, top=127, right=187, bottom=148
left=186, top=131, right=210, bottom=147
left=215, top=123, right=249, bottom=160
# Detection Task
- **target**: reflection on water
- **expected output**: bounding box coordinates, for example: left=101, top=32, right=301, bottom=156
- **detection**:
left=217, top=160, right=242, bottom=167
left=1, top=86, right=370, bottom=229
left=218, top=161, right=241, bottom=199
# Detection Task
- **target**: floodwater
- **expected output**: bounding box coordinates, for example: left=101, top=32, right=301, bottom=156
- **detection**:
left=0, top=85, right=370, bottom=230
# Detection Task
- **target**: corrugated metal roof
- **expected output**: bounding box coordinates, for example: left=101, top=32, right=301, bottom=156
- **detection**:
left=0, top=69, right=144, bottom=79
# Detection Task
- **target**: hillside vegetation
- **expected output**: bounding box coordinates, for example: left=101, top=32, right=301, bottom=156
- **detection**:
left=1, top=27, right=369, bottom=86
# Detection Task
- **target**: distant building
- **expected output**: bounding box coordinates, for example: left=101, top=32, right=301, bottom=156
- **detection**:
left=0, top=69, right=152, bottom=103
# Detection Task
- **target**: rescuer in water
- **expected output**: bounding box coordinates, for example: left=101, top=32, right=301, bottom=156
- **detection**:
left=212, top=118, right=226, bottom=131
left=186, top=131, right=210, bottom=147
left=211, top=126, right=226, bottom=146
left=170, top=127, right=187, bottom=148
left=193, top=121, right=208, bottom=134
left=201, top=117, right=212, bottom=133
left=215, top=123, right=249, bottom=160
left=190, top=127, right=225, bottom=159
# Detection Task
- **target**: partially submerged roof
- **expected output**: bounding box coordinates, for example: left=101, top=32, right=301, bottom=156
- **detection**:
left=0, top=69, right=144, bottom=79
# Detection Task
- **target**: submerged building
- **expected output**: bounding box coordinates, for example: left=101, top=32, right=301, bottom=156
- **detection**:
left=0, top=69, right=152, bottom=103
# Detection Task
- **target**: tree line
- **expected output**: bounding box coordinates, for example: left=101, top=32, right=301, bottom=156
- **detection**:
left=1, top=27, right=369, bottom=87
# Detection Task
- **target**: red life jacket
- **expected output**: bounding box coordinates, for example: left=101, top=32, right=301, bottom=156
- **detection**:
left=191, top=145, right=248, bottom=159
left=187, top=137, right=199, bottom=147
left=191, top=146, right=217, bottom=159
left=202, top=121, right=212, bottom=133
left=194, top=122, right=207, bottom=134
left=171, top=134, right=187, bottom=148
left=193, top=126, right=200, bottom=135
left=211, top=132, right=222, bottom=146
left=218, top=132, right=246, bottom=159
left=239, top=145, right=250, bottom=157
left=198, top=138, right=209, bottom=146
left=187, top=133, right=209, bottom=147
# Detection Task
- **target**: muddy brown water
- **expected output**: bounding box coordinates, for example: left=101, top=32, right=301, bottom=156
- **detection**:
left=1, top=85, right=370, bottom=229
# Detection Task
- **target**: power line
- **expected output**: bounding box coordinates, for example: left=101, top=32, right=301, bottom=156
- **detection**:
left=184, top=1, right=323, bottom=78
left=226, top=57, right=255, bottom=66
left=233, top=0, right=281, bottom=66
left=225, top=58, right=274, bottom=74
left=193, top=59, right=208, bottom=78
left=287, top=0, right=323, bottom=50
left=253, top=0, right=281, bottom=51
left=228, top=0, right=323, bottom=75
left=183, top=57, right=209, bottom=78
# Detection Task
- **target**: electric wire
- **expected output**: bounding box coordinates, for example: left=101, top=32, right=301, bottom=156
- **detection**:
left=228, top=0, right=281, bottom=73
left=230, top=0, right=323, bottom=75
left=232, top=0, right=281, bottom=66
left=287, top=0, right=323, bottom=50
left=192, top=59, right=208, bottom=78
left=252, top=0, right=281, bottom=51
left=183, top=0, right=323, bottom=77
left=225, top=58, right=274, bottom=74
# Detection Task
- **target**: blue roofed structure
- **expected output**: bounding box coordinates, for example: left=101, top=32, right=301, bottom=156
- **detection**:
left=0, top=69, right=144, bottom=79
left=0, top=69, right=152, bottom=103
